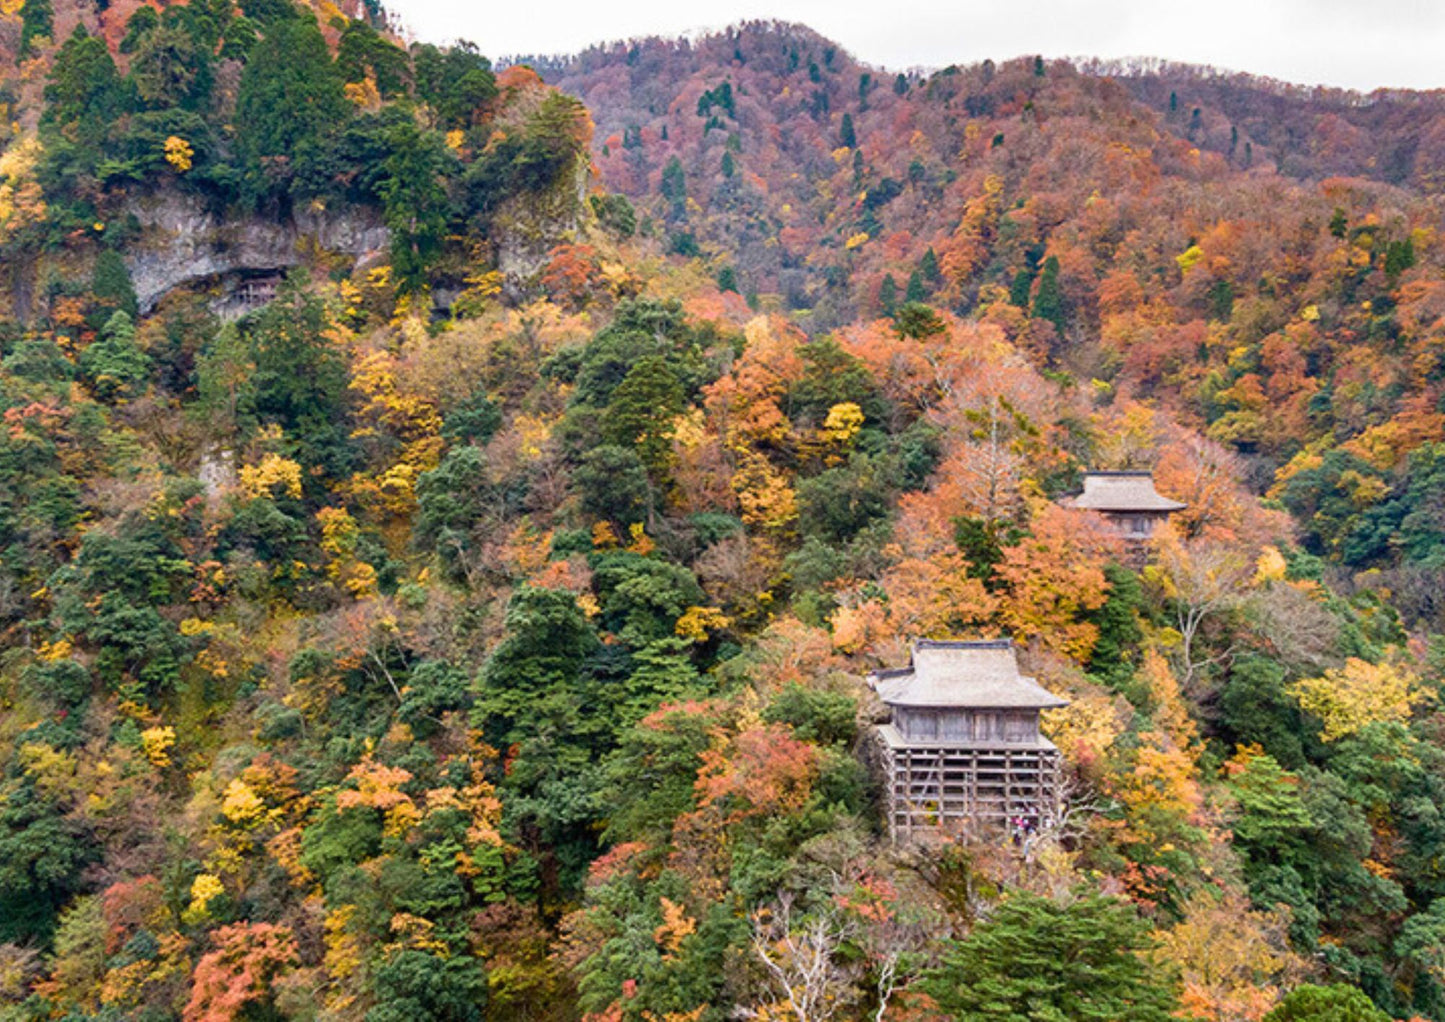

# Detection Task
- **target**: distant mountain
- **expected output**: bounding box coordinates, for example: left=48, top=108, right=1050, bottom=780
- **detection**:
left=519, top=23, right=1443, bottom=338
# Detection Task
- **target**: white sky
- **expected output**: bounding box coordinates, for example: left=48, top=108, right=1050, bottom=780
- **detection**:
left=387, top=0, right=1445, bottom=92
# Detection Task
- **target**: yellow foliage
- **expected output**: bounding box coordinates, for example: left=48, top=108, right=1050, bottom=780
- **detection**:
left=323, top=905, right=364, bottom=989
left=239, top=453, right=304, bottom=500
left=1254, top=546, right=1288, bottom=584
left=0, top=136, right=47, bottom=243
left=343, top=77, right=382, bottom=110
left=37, top=637, right=73, bottom=661
left=163, top=136, right=193, bottom=173
left=510, top=412, right=554, bottom=460
left=1175, top=245, right=1204, bottom=273
left=731, top=451, right=797, bottom=531
left=676, top=605, right=731, bottom=643
left=1041, top=694, right=1123, bottom=762
left=139, top=726, right=176, bottom=768
left=844, top=232, right=869, bottom=250
left=185, top=874, right=224, bottom=922
left=1158, top=890, right=1300, bottom=1022
left=1288, top=658, right=1424, bottom=741
left=1142, top=649, right=1199, bottom=757
left=317, top=506, right=378, bottom=598
left=220, top=778, right=266, bottom=826
left=653, top=897, right=697, bottom=955
left=820, top=402, right=864, bottom=444
left=18, top=741, right=76, bottom=800
left=626, top=522, right=655, bottom=556
left=672, top=407, right=707, bottom=450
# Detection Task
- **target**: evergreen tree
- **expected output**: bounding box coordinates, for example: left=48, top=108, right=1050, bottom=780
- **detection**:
left=90, top=250, right=139, bottom=324
left=839, top=112, right=856, bottom=148
left=1009, top=267, right=1034, bottom=308
left=1208, top=278, right=1235, bottom=321
left=42, top=25, right=128, bottom=149
left=1385, top=237, right=1416, bottom=279
left=894, top=302, right=945, bottom=339
left=234, top=16, right=347, bottom=174
left=18, top=0, right=53, bottom=58
left=1263, top=984, right=1390, bottom=1022
left=119, top=5, right=159, bottom=53
left=79, top=311, right=150, bottom=403
left=923, top=893, right=1180, bottom=1022
left=720, top=150, right=735, bottom=178
left=893, top=72, right=908, bottom=95
left=878, top=273, right=898, bottom=316
left=128, top=22, right=212, bottom=110
left=905, top=267, right=926, bottom=303
left=605, top=355, right=684, bottom=476
left=337, top=20, right=409, bottom=99
left=1330, top=207, right=1348, bottom=240
left=1031, top=254, right=1066, bottom=335
left=247, top=280, right=354, bottom=479
left=377, top=116, right=452, bottom=295
left=411, top=41, right=497, bottom=129
left=660, top=155, right=687, bottom=221
left=921, top=246, right=941, bottom=284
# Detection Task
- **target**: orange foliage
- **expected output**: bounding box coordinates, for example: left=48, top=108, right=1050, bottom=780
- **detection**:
left=995, top=505, right=1117, bottom=661
left=184, top=923, right=298, bottom=1022
left=694, top=724, right=818, bottom=821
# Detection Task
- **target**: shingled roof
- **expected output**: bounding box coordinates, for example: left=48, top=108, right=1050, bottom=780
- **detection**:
left=1067, top=471, right=1186, bottom=513
left=869, top=639, right=1068, bottom=710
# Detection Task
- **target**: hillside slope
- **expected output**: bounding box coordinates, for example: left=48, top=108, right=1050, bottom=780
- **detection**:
left=0, top=9, right=1443, bottom=1022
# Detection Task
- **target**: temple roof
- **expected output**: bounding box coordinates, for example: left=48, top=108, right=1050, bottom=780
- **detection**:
left=1067, top=471, right=1187, bottom=513
left=868, top=640, right=1068, bottom=710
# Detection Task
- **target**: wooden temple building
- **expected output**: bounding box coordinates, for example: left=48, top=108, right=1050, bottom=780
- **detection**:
left=869, top=639, right=1068, bottom=842
left=1066, top=470, right=1185, bottom=542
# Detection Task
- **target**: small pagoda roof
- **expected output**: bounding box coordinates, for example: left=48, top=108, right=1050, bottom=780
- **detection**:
left=1067, top=471, right=1186, bottom=513
left=868, top=639, right=1068, bottom=710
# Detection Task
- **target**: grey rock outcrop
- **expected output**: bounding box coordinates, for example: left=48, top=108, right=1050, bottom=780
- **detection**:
left=124, top=193, right=390, bottom=313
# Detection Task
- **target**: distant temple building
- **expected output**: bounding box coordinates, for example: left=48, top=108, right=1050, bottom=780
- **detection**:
left=869, top=640, right=1068, bottom=842
left=1066, top=470, right=1185, bottom=542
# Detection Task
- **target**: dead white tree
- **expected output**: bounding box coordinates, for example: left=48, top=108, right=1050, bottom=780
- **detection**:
left=1019, top=770, right=1113, bottom=865
left=749, top=891, right=862, bottom=1022
left=1151, top=535, right=1252, bottom=692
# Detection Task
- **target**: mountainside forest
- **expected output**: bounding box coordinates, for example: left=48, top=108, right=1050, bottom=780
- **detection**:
left=0, top=4, right=1444, bottom=1020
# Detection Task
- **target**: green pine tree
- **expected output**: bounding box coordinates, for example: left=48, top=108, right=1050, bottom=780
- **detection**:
left=660, top=155, right=687, bottom=221
left=235, top=16, right=347, bottom=170
left=904, top=268, right=926, bottom=303
left=605, top=355, right=684, bottom=476
left=878, top=273, right=898, bottom=316
left=920, top=246, right=941, bottom=284
left=80, top=311, right=150, bottom=403
left=1329, top=207, right=1348, bottom=240
left=1031, top=254, right=1066, bottom=334
left=923, top=893, right=1180, bottom=1022
left=18, top=0, right=53, bottom=58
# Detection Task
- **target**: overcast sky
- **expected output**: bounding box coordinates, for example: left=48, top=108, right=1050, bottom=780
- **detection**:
left=388, top=0, right=1445, bottom=92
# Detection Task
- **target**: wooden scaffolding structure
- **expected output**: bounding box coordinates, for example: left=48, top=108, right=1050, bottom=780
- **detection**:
left=875, top=727, right=1063, bottom=839
left=869, top=640, right=1068, bottom=842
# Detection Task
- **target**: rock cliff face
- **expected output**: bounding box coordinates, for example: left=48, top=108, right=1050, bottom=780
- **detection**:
left=123, top=193, right=390, bottom=313
left=120, top=175, right=588, bottom=313
left=492, top=154, right=590, bottom=302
